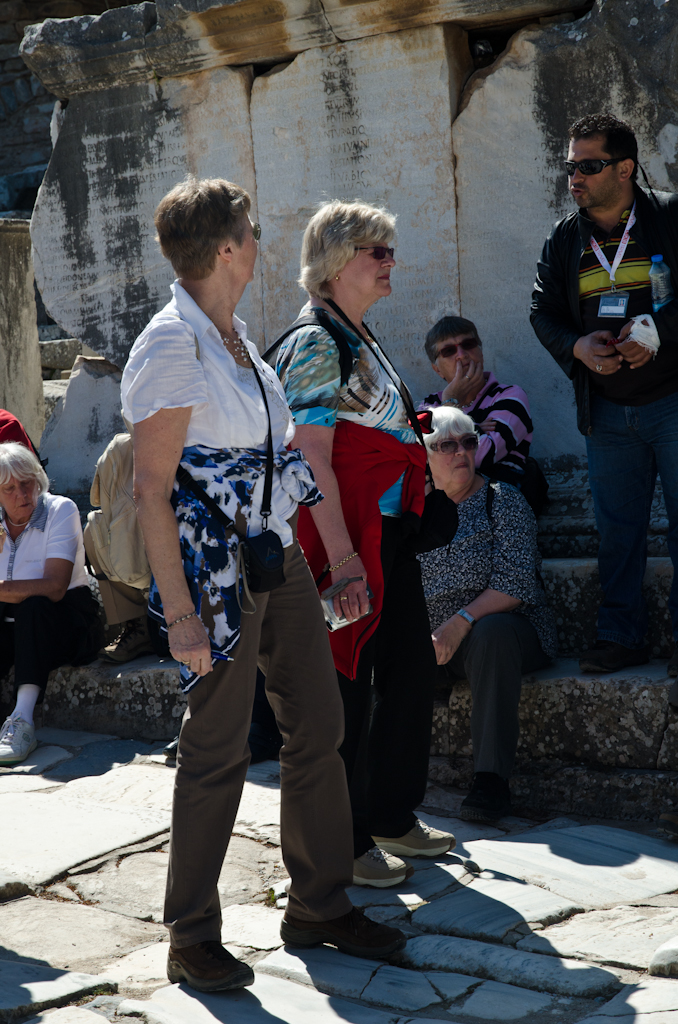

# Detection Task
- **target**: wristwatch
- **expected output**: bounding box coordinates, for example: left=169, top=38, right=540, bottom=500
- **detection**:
left=442, top=397, right=460, bottom=407
left=456, top=608, right=475, bottom=627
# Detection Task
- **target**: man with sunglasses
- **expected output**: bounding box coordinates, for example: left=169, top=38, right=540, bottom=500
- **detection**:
left=532, top=113, right=678, bottom=678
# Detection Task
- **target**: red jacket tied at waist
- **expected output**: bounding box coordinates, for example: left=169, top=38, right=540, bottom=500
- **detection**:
left=297, top=420, right=427, bottom=680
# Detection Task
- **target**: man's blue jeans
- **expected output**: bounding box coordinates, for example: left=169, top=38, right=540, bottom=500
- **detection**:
left=586, top=391, right=678, bottom=649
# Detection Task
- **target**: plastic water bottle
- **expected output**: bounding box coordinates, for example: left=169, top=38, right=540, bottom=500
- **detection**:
left=649, top=255, right=674, bottom=312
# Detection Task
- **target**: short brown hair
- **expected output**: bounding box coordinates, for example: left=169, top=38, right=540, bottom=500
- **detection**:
left=425, top=315, right=481, bottom=362
left=154, top=176, right=251, bottom=280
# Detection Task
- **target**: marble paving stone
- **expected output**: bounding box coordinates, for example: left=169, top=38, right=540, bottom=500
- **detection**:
left=415, top=813, right=504, bottom=851
left=650, top=935, right=678, bottom=976
left=220, top=905, right=284, bottom=950
left=1, top=745, right=72, bottom=775
left=0, top=897, right=164, bottom=974
left=47, top=739, right=155, bottom=778
left=100, top=941, right=170, bottom=990
left=60, top=765, right=174, bottom=812
left=362, top=964, right=442, bottom=1012
left=461, top=980, right=552, bottom=1019
left=412, top=875, right=582, bottom=940
left=347, top=862, right=467, bottom=909
left=0, top=788, right=169, bottom=893
left=0, top=774, right=62, bottom=793
left=25, top=1008, right=104, bottom=1022
left=364, top=906, right=412, bottom=926
left=577, top=978, right=678, bottom=1022
left=117, top=972, right=417, bottom=1023
left=0, top=958, right=115, bottom=1023
left=70, top=852, right=169, bottom=922
left=401, top=935, right=624, bottom=998
left=246, top=761, right=280, bottom=783
left=35, top=727, right=117, bottom=746
left=424, top=971, right=479, bottom=1001
left=233, top=780, right=281, bottom=845
left=527, top=818, right=580, bottom=834
left=255, top=946, right=377, bottom=998
left=463, top=826, right=678, bottom=908
left=518, top=905, right=678, bottom=970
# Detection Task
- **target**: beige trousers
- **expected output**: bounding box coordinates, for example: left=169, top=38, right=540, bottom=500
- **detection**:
left=163, top=531, right=354, bottom=947
left=83, top=522, right=147, bottom=626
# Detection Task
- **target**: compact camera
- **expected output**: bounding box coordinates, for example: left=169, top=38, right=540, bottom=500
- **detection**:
left=321, top=575, right=374, bottom=632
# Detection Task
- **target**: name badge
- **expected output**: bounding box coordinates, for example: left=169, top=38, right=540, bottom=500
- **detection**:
left=598, top=290, right=629, bottom=318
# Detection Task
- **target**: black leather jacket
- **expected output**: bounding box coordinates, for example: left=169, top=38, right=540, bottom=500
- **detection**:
left=530, top=185, right=678, bottom=435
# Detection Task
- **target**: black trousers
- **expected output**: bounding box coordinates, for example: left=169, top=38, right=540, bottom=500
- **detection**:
left=337, top=517, right=437, bottom=858
left=0, top=587, right=102, bottom=703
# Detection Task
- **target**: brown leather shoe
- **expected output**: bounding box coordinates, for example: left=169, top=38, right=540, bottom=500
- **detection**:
left=167, top=941, right=254, bottom=992
left=281, top=905, right=406, bottom=959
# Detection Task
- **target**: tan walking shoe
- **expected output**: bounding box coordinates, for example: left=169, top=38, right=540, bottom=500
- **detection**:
left=100, top=616, right=154, bottom=664
left=167, top=941, right=254, bottom=992
left=373, top=818, right=455, bottom=857
left=352, top=846, right=413, bottom=887
left=281, top=905, right=406, bottom=959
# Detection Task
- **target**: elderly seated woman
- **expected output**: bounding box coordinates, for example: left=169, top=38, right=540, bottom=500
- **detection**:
left=0, top=442, right=102, bottom=765
left=418, top=407, right=557, bottom=823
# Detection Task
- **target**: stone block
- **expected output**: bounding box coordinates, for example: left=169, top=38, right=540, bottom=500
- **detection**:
left=39, top=336, right=80, bottom=369
left=511, top=765, right=678, bottom=822
left=0, top=959, right=115, bottom=1024
left=251, top=24, right=472, bottom=400
left=42, top=378, right=68, bottom=422
left=460, top=979, right=552, bottom=1019
left=445, top=659, right=675, bottom=770
left=650, top=935, right=678, bottom=977
left=400, top=934, right=623, bottom=998
left=453, top=0, right=678, bottom=466
left=39, top=356, right=124, bottom=494
left=30, top=66, right=261, bottom=368
left=255, top=946, right=377, bottom=999
left=0, top=219, right=43, bottom=442
left=517, top=905, right=678, bottom=971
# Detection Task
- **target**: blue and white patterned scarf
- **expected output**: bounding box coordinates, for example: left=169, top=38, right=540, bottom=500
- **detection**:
left=149, top=445, right=323, bottom=692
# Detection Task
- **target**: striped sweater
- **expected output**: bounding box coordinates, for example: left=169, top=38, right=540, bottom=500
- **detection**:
left=418, top=372, right=533, bottom=475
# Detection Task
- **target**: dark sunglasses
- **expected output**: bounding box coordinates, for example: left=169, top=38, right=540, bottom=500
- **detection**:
left=429, top=435, right=479, bottom=454
left=355, top=246, right=394, bottom=260
left=251, top=222, right=261, bottom=240
left=437, top=338, right=479, bottom=359
left=565, top=157, right=628, bottom=176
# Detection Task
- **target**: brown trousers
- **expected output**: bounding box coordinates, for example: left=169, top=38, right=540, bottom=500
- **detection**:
left=164, top=533, right=354, bottom=947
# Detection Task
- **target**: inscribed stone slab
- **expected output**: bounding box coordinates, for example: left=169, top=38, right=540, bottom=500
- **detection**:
left=361, top=965, right=442, bottom=1012
left=461, top=979, right=551, bottom=1019
left=251, top=24, right=472, bottom=399
left=412, top=875, right=582, bottom=939
left=31, top=66, right=262, bottom=368
left=401, top=935, right=623, bottom=998
left=118, top=971, right=408, bottom=1023
left=0, top=788, right=169, bottom=890
left=0, top=897, right=164, bottom=974
left=220, top=905, right=284, bottom=950
left=347, top=862, right=467, bottom=908
left=255, top=946, right=377, bottom=999
left=517, top=905, right=678, bottom=970
left=463, top=826, right=678, bottom=908
left=1, top=745, right=72, bottom=775
left=0, top=958, right=114, bottom=1023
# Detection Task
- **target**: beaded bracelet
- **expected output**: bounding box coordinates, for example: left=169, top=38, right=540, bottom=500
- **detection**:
left=167, top=611, right=198, bottom=628
left=328, top=552, right=359, bottom=572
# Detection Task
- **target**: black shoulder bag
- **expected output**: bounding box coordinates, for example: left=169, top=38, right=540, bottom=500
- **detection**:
left=319, top=298, right=458, bottom=555
left=176, top=362, right=285, bottom=608
left=263, top=308, right=356, bottom=387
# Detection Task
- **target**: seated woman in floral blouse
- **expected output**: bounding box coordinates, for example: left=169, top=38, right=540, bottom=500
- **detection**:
left=418, top=406, right=557, bottom=823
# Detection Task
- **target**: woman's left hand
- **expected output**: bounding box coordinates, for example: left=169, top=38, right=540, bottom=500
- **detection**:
left=432, top=614, right=472, bottom=665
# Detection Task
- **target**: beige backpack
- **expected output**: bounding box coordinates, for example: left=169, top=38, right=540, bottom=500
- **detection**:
left=87, top=432, right=151, bottom=590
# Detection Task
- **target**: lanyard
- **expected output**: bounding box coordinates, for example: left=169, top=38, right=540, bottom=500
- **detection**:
left=588, top=202, right=636, bottom=291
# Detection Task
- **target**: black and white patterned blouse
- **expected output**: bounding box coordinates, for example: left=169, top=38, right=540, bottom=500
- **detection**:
left=419, top=478, right=557, bottom=657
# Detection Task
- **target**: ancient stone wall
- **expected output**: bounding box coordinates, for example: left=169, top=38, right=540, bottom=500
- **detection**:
left=0, top=218, right=44, bottom=442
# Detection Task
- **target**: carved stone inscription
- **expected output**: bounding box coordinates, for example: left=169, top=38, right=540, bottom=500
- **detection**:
left=31, top=66, right=261, bottom=368
left=252, top=25, right=472, bottom=400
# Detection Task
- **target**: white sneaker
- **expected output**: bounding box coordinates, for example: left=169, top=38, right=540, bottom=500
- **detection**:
left=352, top=846, right=413, bottom=888
left=373, top=819, right=455, bottom=858
left=0, top=714, right=37, bottom=765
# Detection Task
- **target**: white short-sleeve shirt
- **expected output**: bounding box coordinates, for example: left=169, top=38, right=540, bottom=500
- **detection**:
left=0, top=493, right=89, bottom=590
left=121, top=282, right=299, bottom=542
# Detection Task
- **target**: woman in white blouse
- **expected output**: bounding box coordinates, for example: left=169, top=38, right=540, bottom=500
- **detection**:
left=121, top=177, right=404, bottom=994
left=0, top=442, right=102, bottom=765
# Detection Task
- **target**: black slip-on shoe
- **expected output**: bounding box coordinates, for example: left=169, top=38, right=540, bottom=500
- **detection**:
left=460, top=772, right=512, bottom=823
left=579, top=642, right=650, bottom=674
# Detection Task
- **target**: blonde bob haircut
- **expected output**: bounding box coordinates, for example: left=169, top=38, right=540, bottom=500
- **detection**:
left=299, top=199, right=396, bottom=299
left=0, top=442, right=49, bottom=496
left=424, top=407, right=478, bottom=451
left=155, top=176, right=251, bottom=281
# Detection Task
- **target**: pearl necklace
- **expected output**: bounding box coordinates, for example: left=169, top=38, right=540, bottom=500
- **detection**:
left=221, top=329, right=251, bottom=366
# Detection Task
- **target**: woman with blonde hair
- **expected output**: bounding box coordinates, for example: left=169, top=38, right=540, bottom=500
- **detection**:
left=275, top=199, right=455, bottom=889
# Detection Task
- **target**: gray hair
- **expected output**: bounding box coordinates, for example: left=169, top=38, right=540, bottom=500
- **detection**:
left=0, top=442, right=49, bottom=495
left=424, top=406, right=477, bottom=450
left=299, top=199, right=396, bottom=299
